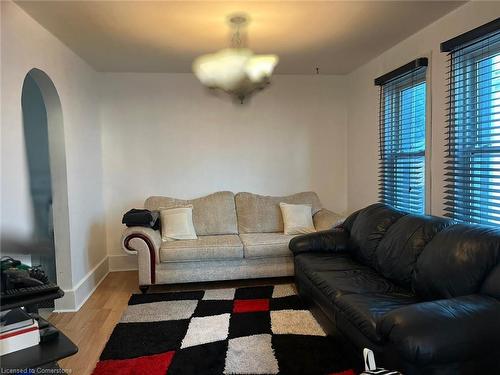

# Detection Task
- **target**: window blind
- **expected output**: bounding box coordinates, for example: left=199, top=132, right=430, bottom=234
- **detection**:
left=441, top=19, right=500, bottom=226
left=375, top=59, right=428, bottom=214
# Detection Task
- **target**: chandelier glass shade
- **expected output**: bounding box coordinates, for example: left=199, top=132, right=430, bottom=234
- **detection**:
left=192, top=15, right=279, bottom=102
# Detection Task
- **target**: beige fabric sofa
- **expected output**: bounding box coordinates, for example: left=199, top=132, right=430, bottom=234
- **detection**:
left=121, top=191, right=341, bottom=290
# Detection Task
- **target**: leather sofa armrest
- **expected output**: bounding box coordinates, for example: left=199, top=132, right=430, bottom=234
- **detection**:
left=377, top=294, right=500, bottom=366
left=289, top=229, right=349, bottom=255
left=121, top=227, right=162, bottom=285
left=313, top=209, right=343, bottom=231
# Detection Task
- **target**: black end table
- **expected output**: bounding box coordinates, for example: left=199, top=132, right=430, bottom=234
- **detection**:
left=1, top=288, right=78, bottom=371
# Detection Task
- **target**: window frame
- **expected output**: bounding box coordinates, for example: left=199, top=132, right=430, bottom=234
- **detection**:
left=379, top=65, right=430, bottom=215
left=445, top=33, right=500, bottom=225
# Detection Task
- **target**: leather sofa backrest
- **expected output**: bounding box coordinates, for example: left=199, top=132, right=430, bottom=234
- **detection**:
left=374, top=215, right=452, bottom=289
left=481, top=263, right=500, bottom=299
left=349, top=203, right=406, bottom=268
left=235, top=192, right=322, bottom=233
left=145, top=191, right=238, bottom=236
left=412, top=224, right=500, bottom=300
left=342, top=209, right=360, bottom=233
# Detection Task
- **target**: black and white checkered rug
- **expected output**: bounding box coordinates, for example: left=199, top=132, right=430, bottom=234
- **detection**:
left=92, top=284, right=355, bottom=375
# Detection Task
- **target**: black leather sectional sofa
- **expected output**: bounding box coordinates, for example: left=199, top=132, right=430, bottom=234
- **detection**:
left=290, top=203, right=500, bottom=374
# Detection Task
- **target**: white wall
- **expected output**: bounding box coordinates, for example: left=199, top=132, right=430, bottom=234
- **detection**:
left=100, top=73, right=348, bottom=267
left=346, top=1, right=500, bottom=215
left=1, top=1, right=107, bottom=310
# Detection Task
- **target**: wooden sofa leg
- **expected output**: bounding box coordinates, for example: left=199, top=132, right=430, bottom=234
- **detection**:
left=139, top=286, right=149, bottom=294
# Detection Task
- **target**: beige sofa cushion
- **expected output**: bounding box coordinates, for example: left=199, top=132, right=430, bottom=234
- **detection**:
left=239, top=233, right=297, bottom=259
left=160, top=235, right=243, bottom=262
left=235, top=192, right=322, bottom=233
left=313, top=209, right=344, bottom=231
left=145, top=191, right=238, bottom=236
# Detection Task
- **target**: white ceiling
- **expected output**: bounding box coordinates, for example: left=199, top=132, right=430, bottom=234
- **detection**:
left=15, top=1, right=465, bottom=74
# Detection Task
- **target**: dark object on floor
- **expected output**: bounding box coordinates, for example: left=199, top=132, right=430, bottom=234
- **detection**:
left=290, top=203, right=500, bottom=375
left=122, top=208, right=159, bottom=229
left=93, top=285, right=356, bottom=375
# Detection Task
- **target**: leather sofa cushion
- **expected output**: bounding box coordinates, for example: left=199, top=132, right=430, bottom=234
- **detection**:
left=349, top=203, right=406, bottom=268
left=145, top=191, right=238, bottom=236
left=239, top=233, right=296, bottom=258
left=235, top=192, right=322, bottom=234
left=374, top=215, right=451, bottom=288
left=307, top=268, right=408, bottom=302
left=160, top=235, right=243, bottom=262
left=378, top=295, right=500, bottom=365
left=295, top=253, right=392, bottom=301
left=481, top=263, right=500, bottom=299
left=295, top=253, right=369, bottom=276
left=290, top=230, right=349, bottom=255
left=335, top=292, right=418, bottom=343
left=412, top=224, right=500, bottom=300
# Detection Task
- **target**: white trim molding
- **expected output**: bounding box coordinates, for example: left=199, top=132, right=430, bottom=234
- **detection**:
left=108, top=253, right=138, bottom=272
left=54, top=256, right=109, bottom=312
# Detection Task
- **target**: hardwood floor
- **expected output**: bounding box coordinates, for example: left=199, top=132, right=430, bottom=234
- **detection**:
left=48, top=271, right=139, bottom=375
left=48, top=271, right=293, bottom=375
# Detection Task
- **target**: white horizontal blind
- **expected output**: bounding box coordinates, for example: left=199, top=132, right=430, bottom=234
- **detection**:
left=444, top=28, right=500, bottom=226
left=378, top=66, right=427, bottom=214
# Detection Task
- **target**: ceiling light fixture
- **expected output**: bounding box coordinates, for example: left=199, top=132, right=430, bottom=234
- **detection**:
left=192, top=14, right=279, bottom=103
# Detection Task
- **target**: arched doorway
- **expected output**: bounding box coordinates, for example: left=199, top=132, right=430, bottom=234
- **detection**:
left=22, top=73, right=56, bottom=284
left=21, top=69, right=71, bottom=308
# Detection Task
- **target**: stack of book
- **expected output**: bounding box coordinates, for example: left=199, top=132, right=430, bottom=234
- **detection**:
left=0, top=308, right=40, bottom=355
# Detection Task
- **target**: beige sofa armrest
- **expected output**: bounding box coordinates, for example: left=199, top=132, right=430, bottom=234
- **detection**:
left=121, top=227, right=162, bottom=286
left=313, top=209, right=343, bottom=231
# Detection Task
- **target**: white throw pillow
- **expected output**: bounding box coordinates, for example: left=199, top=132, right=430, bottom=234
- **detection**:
left=279, top=202, right=316, bottom=235
left=160, top=206, right=197, bottom=241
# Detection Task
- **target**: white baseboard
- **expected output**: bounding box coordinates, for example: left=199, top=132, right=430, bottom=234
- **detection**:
left=109, top=253, right=138, bottom=271
left=54, top=256, right=110, bottom=312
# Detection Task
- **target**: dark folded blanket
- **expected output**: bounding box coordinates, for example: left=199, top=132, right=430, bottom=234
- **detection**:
left=122, top=209, right=160, bottom=229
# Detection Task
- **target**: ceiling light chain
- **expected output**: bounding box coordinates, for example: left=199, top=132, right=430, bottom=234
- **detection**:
left=231, top=23, right=242, bottom=48
left=229, top=14, right=247, bottom=48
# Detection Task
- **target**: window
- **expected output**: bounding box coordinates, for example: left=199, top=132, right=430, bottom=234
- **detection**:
left=442, top=19, right=500, bottom=226
left=375, top=59, right=428, bottom=214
